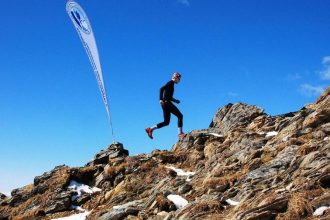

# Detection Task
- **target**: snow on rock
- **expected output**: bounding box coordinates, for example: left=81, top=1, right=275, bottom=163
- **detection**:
left=51, top=211, right=90, bottom=220
left=313, top=206, right=330, bottom=216
left=3, top=192, right=11, bottom=198
left=285, top=182, right=293, bottom=191
left=167, top=194, right=188, bottom=209
left=282, top=136, right=289, bottom=142
left=226, top=199, right=239, bottom=206
left=67, top=180, right=101, bottom=200
left=51, top=181, right=98, bottom=219
left=208, top=133, right=223, bottom=137
left=70, top=206, right=87, bottom=212
left=266, top=131, right=278, bottom=137
left=112, top=200, right=139, bottom=211
left=166, top=166, right=195, bottom=181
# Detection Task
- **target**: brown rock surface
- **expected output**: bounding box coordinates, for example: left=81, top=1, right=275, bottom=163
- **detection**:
left=1, top=87, right=329, bottom=220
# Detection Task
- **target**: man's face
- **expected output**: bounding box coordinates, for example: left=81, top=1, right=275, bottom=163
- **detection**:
left=174, top=76, right=181, bottom=84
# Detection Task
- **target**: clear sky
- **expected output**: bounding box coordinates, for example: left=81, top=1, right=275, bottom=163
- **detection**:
left=1, top=0, right=329, bottom=195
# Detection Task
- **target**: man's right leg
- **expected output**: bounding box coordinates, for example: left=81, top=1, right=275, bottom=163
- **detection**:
left=156, top=104, right=171, bottom=128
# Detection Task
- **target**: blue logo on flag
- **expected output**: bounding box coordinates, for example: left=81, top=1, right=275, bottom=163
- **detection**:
left=70, top=6, right=91, bottom=34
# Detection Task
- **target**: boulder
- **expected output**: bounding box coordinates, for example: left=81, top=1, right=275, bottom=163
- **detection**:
left=9, top=186, right=31, bottom=207
left=210, top=103, right=265, bottom=134
left=87, top=142, right=129, bottom=166
left=0, top=193, right=7, bottom=201
left=44, top=192, right=71, bottom=214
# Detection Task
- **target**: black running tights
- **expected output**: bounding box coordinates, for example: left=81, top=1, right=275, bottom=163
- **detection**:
left=157, top=102, right=183, bottom=128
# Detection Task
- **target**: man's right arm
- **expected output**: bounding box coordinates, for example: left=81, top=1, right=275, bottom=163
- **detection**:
left=159, top=85, right=165, bottom=101
left=159, top=85, right=165, bottom=105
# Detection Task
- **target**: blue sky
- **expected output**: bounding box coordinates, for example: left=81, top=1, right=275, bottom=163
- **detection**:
left=0, top=0, right=329, bottom=194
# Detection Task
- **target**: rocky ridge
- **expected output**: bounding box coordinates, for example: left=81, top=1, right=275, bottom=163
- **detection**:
left=0, top=87, right=329, bottom=220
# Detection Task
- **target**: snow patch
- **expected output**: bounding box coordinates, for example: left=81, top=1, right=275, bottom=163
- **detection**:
left=51, top=211, right=90, bottom=220
left=285, top=183, right=293, bottom=191
left=313, top=206, right=330, bottom=216
left=226, top=199, right=239, bottom=206
left=68, top=180, right=101, bottom=200
left=266, top=131, right=278, bottom=137
left=167, top=194, right=188, bottom=209
left=70, top=206, right=86, bottom=212
left=166, top=166, right=195, bottom=181
left=324, top=137, right=329, bottom=141
left=208, top=133, right=223, bottom=137
left=113, top=205, right=125, bottom=212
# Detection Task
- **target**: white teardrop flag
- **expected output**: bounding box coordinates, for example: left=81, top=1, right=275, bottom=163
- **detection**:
left=66, top=0, right=114, bottom=140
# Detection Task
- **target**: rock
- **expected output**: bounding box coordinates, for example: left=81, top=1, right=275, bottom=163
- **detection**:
left=32, top=184, right=49, bottom=195
left=167, top=169, right=177, bottom=178
left=247, top=158, right=262, bottom=171
left=34, top=171, right=52, bottom=186
left=95, top=171, right=107, bottom=188
left=97, top=200, right=144, bottom=220
left=44, top=192, right=71, bottom=214
left=33, top=165, right=68, bottom=186
left=75, top=193, right=92, bottom=206
left=210, top=103, right=265, bottom=134
left=0, top=193, right=7, bottom=201
left=311, top=193, right=330, bottom=207
left=303, top=109, right=330, bottom=128
left=319, top=174, right=330, bottom=189
left=9, top=186, right=31, bottom=207
left=237, top=197, right=289, bottom=219
left=114, top=173, right=125, bottom=186
left=87, top=142, right=129, bottom=166
left=156, top=194, right=176, bottom=212
left=0, top=212, right=10, bottom=220
left=97, top=207, right=140, bottom=220
left=178, top=184, right=192, bottom=194
left=70, top=166, right=100, bottom=184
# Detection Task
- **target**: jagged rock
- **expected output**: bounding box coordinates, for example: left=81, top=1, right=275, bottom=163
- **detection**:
left=319, top=174, right=330, bottom=189
left=34, top=165, right=68, bottom=187
left=34, top=171, right=52, bottom=186
left=0, top=193, right=6, bottom=201
left=97, top=207, right=140, bottom=220
left=236, top=197, right=289, bottom=219
left=96, top=200, right=143, bottom=220
left=95, top=171, right=106, bottom=188
left=178, top=183, right=192, bottom=194
left=114, top=173, right=125, bottom=186
left=44, top=192, right=71, bottom=214
left=0, top=212, right=10, bottom=220
left=210, top=103, right=265, bottom=134
left=303, top=109, right=330, bottom=128
left=87, top=142, right=129, bottom=166
left=32, top=184, right=49, bottom=195
left=70, top=166, right=100, bottom=186
left=155, top=194, right=176, bottom=212
left=9, top=186, right=32, bottom=207
left=74, top=193, right=92, bottom=206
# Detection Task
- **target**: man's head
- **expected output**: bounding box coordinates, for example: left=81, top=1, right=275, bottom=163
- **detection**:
left=172, top=72, right=182, bottom=84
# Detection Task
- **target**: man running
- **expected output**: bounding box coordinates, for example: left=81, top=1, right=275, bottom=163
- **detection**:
left=146, top=72, right=185, bottom=140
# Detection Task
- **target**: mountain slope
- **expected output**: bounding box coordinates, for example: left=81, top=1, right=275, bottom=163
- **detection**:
left=1, top=87, right=329, bottom=220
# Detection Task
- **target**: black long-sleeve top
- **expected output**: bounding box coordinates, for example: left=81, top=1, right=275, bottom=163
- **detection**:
left=159, top=80, right=176, bottom=102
